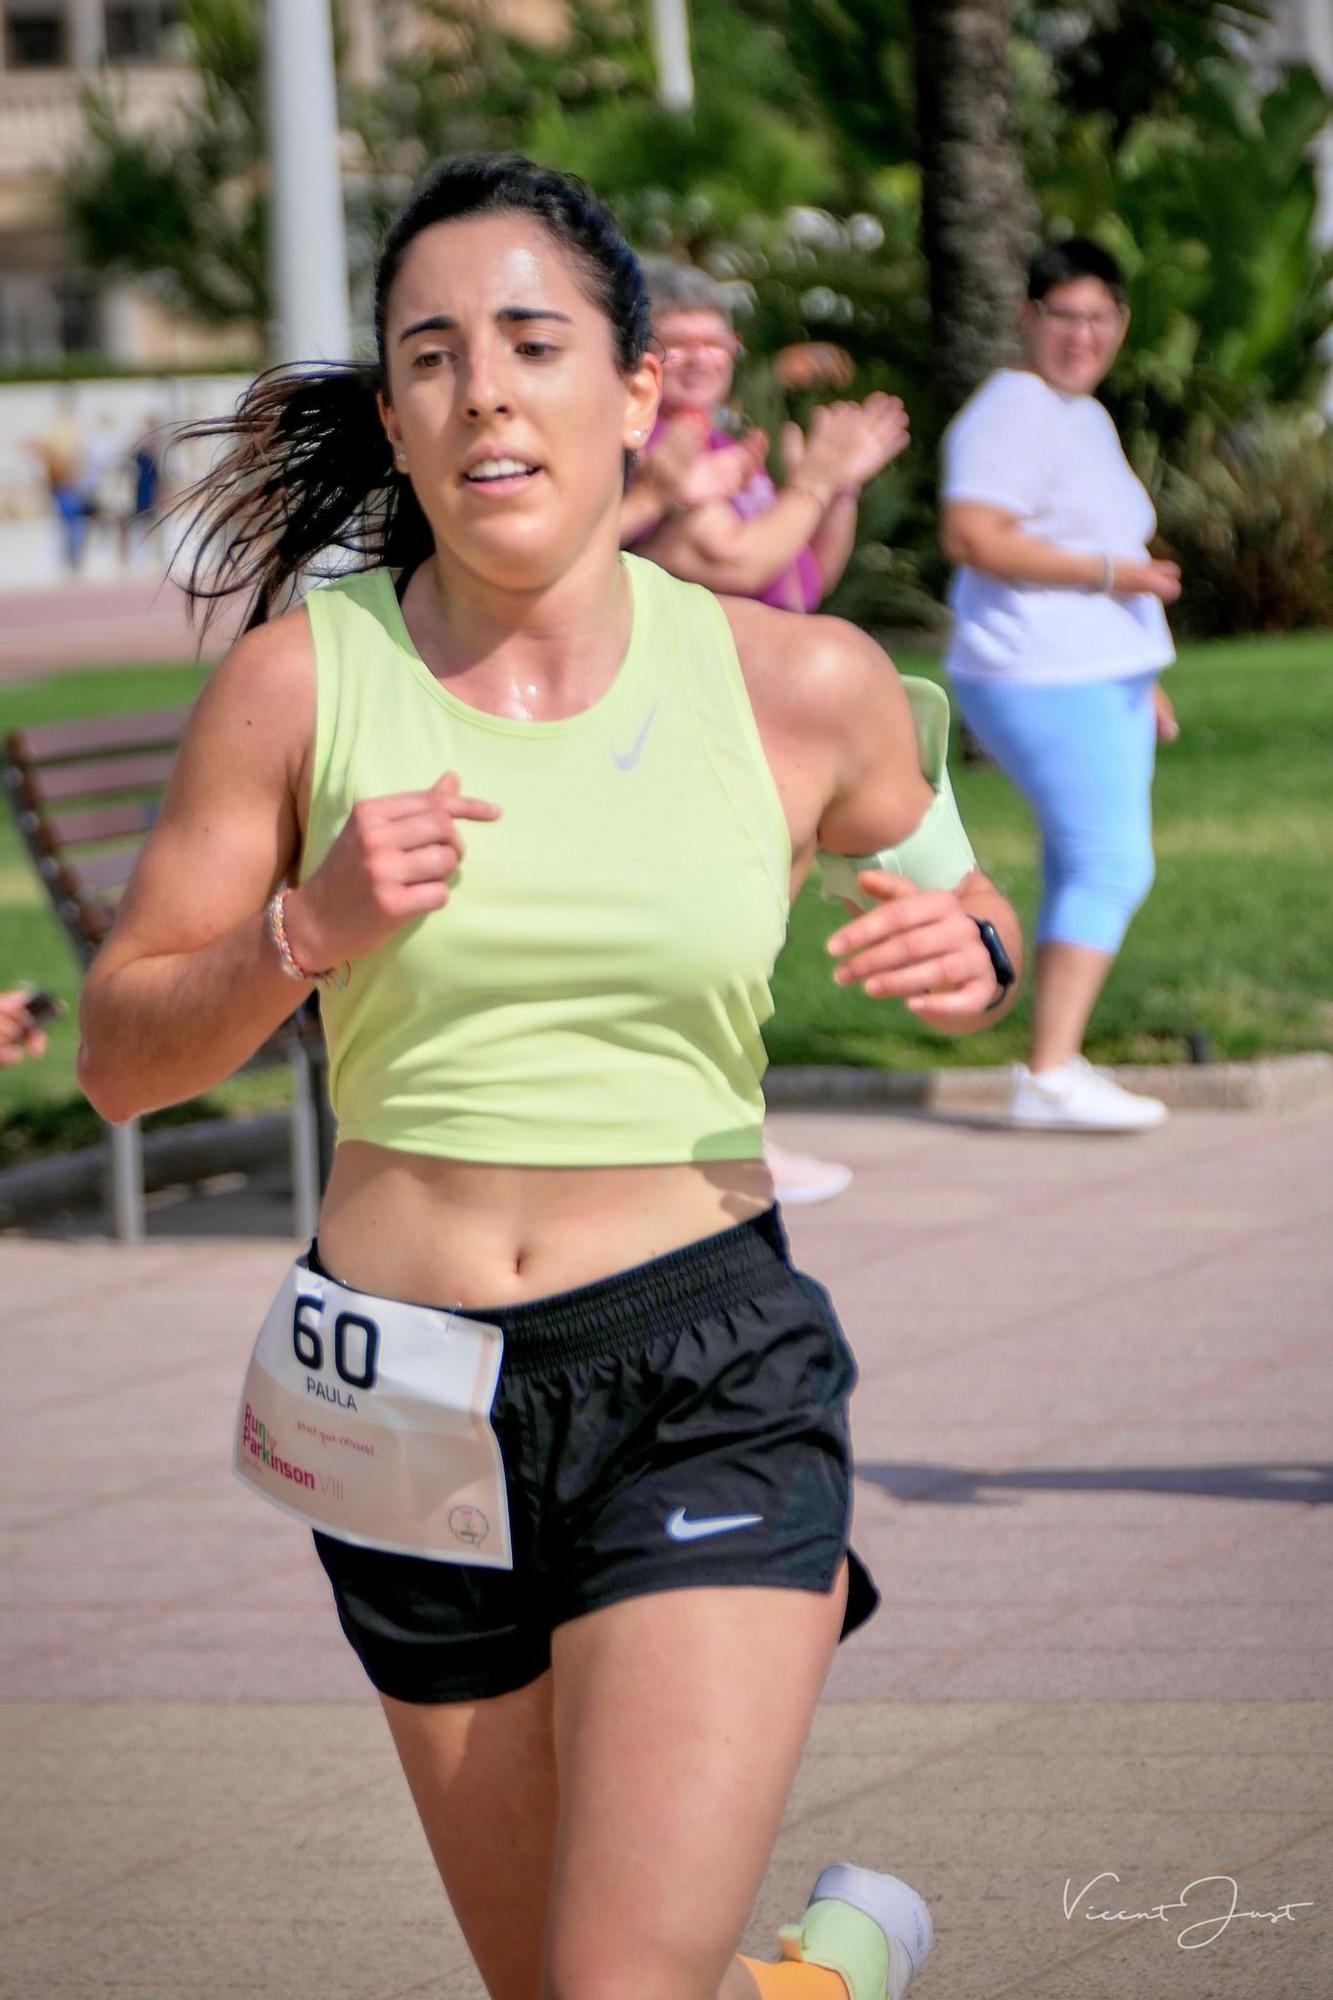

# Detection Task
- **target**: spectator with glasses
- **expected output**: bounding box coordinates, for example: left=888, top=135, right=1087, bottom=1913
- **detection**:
left=626, top=264, right=911, bottom=1204
left=939, top=237, right=1182, bottom=1132
left=627, top=263, right=909, bottom=615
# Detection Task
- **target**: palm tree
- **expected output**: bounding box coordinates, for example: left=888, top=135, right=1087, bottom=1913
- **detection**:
left=907, top=0, right=1037, bottom=416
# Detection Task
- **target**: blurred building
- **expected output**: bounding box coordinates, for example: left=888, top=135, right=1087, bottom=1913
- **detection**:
left=0, top=0, right=560, bottom=369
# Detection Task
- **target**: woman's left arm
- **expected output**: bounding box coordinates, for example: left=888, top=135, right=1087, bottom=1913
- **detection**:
left=750, top=611, right=1023, bottom=1033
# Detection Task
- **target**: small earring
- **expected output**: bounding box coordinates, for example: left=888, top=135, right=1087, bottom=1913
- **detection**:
left=395, top=451, right=409, bottom=470
left=631, top=428, right=644, bottom=443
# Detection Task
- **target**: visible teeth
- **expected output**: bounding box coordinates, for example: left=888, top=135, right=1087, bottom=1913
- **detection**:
left=466, top=458, right=534, bottom=480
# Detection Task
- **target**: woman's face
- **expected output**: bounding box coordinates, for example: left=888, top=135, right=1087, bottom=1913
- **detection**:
left=655, top=309, right=738, bottom=419
left=1022, top=276, right=1128, bottom=396
left=379, top=211, right=660, bottom=591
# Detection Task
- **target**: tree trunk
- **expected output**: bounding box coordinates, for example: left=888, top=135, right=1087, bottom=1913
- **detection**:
left=908, top=0, right=1037, bottom=418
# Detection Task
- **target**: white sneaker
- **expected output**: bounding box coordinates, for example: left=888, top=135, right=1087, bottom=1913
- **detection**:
left=764, top=1140, right=853, bottom=1205
left=778, top=1862, right=933, bottom=2000
left=1009, top=1055, right=1167, bottom=1132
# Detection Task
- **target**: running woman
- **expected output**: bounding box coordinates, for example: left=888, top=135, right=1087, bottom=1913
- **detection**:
left=78, top=156, right=1021, bottom=2000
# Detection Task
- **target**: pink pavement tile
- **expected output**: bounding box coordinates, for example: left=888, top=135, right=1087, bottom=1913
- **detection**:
left=0, top=1634, right=370, bottom=1701
left=0, top=1598, right=368, bottom=1700
left=987, top=1599, right=1333, bottom=1654
left=889, top=1647, right=1333, bottom=1700
left=0, top=1604, right=134, bottom=1676
left=0, top=1535, right=322, bottom=1611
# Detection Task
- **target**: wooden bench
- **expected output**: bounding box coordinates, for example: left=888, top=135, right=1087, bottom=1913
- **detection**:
left=3, top=705, right=330, bottom=1241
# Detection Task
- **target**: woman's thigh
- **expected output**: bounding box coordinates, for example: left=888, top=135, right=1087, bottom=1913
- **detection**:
left=954, top=674, right=1156, bottom=864
left=544, top=1575, right=848, bottom=2000
left=380, top=1673, right=559, bottom=2000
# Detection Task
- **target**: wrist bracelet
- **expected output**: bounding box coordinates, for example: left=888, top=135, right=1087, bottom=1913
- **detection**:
left=265, top=891, right=348, bottom=991
left=1097, top=554, right=1116, bottom=593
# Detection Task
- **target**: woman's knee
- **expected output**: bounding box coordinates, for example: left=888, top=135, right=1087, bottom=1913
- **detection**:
left=1040, top=828, right=1155, bottom=946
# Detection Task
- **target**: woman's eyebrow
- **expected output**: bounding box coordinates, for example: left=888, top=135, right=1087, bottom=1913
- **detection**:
left=399, top=307, right=574, bottom=343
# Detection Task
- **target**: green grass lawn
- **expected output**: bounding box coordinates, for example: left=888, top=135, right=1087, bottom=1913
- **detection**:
left=769, top=632, right=1333, bottom=1069
left=2, top=634, right=1329, bottom=1160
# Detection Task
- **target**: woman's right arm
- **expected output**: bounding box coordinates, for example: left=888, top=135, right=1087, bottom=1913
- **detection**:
left=940, top=501, right=1180, bottom=600
left=77, top=613, right=321, bottom=1123
left=79, top=610, right=500, bottom=1125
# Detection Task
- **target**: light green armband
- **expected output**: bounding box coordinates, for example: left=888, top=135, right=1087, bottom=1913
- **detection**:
left=818, top=677, right=977, bottom=910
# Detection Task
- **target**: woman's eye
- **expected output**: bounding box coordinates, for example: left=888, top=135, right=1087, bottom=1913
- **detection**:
left=413, top=349, right=452, bottom=370
left=517, top=341, right=558, bottom=359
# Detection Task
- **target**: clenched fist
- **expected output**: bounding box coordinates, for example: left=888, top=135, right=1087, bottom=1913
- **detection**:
left=284, top=771, right=501, bottom=971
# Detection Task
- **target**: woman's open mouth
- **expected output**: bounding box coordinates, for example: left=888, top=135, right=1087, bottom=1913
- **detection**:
left=461, top=456, right=542, bottom=495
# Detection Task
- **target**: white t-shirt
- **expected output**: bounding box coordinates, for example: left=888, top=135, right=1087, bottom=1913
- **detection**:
left=941, top=368, right=1175, bottom=684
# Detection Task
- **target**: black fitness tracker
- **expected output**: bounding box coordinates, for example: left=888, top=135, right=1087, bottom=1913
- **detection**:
left=972, top=918, right=1016, bottom=1012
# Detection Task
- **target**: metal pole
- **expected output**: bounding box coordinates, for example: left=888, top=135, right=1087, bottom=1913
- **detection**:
left=106, top=1117, right=145, bottom=1243
left=67, top=0, right=106, bottom=73
left=650, top=0, right=694, bottom=112
left=265, top=0, right=351, bottom=364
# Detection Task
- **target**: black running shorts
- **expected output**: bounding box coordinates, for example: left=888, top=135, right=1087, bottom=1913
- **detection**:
left=311, top=1206, right=878, bottom=1703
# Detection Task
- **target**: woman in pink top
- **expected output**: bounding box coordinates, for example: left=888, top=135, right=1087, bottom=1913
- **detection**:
left=627, top=264, right=908, bottom=614
left=626, top=265, right=912, bottom=1202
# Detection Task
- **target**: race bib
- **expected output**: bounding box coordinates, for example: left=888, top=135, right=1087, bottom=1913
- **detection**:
left=233, top=1258, right=512, bottom=1568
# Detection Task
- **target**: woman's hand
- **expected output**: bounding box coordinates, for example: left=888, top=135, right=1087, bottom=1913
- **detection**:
left=787, top=401, right=880, bottom=503
left=1112, top=556, right=1182, bottom=604
left=285, top=771, right=501, bottom=972
left=0, top=990, right=49, bottom=1068
left=785, top=395, right=910, bottom=502
left=827, top=873, right=999, bottom=1018
left=855, top=392, right=911, bottom=482
left=1153, top=682, right=1180, bottom=743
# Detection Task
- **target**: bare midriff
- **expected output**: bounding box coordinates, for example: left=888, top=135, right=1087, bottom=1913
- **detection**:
left=316, top=1144, right=775, bottom=1311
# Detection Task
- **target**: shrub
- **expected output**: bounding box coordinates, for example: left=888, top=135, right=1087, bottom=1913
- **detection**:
left=1151, top=411, right=1333, bottom=638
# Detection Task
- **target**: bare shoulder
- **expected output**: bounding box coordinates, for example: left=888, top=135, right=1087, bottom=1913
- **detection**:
left=183, top=600, right=315, bottom=793
left=193, top=601, right=314, bottom=735
left=718, top=593, right=932, bottom=855
left=719, top=594, right=913, bottom=747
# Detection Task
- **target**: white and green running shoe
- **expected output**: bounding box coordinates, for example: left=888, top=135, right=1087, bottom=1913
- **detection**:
left=777, top=1864, right=933, bottom=2000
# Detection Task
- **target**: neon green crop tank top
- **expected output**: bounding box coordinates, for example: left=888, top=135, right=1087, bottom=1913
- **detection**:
left=299, top=554, right=791, bottom=1166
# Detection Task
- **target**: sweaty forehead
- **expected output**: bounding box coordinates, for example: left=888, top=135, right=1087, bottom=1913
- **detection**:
left=387, top=213, right=593, bottom=326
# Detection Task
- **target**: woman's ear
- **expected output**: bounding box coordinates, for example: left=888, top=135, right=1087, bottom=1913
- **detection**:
left=623, top=352, right=663, bottom=451
left=376, top=387, right=403, bottom=458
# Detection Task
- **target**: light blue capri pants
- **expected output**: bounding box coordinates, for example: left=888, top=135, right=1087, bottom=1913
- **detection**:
left=952, top=671, right=1159, bottom=953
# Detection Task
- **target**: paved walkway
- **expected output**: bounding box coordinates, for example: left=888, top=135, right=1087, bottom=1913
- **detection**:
left=4, top=1105, right=1331, bottom=1998
left=0, top=575, right=239, bottom=677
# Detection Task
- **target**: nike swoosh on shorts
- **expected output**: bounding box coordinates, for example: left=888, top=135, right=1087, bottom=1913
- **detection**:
left=665, top=1507, right=764, bottom=1542
left=613, top=703, right=659, bottom=770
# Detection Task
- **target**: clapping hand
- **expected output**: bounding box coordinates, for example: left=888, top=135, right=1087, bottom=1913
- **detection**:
left=782, top=393, right=911, bottom=502
left=640, top=417, right=755, bottom=510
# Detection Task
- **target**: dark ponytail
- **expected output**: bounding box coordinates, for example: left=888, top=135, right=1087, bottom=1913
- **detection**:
left=175, top=153, right=651, bottom=634
left=177, top=362, right=434, bottom=633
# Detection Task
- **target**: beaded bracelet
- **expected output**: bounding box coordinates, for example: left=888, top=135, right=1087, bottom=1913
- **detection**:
left=265, top=891, right=348, bottom=991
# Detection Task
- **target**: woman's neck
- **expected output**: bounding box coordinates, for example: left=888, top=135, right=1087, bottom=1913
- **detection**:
left=403, top=535, right=634, bottom=721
